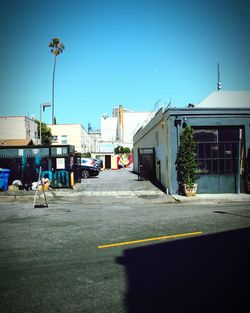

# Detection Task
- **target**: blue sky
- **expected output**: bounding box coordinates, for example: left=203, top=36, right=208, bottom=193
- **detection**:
left=0, top=0, right=249, bottom=130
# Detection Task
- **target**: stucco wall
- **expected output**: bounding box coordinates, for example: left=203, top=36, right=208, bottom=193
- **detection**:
left=0, top=116, right=39, bottom=143
left=49, top=124, right=94, bottom=153
left=133, top=109, right=169, bottom=188
left=101, top=117, right=117, bottom=141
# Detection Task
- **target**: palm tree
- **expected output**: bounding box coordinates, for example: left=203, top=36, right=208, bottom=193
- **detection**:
left=48, top=38, right=65, bottom=124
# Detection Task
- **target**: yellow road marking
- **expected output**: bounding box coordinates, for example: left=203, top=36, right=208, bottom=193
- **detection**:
left=97, top=231, right=203, bottom=249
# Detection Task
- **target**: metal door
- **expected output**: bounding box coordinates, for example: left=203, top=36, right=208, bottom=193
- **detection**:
left=138, top=148, right=155, bottom=181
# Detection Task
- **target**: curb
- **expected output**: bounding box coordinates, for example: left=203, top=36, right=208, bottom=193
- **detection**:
left=171, top=194, right=250, bottom=203
left=1, top=191, right=250, bottom=204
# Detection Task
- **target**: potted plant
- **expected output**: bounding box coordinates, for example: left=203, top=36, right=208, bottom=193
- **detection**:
left=176, top=125, right=198, bottom=196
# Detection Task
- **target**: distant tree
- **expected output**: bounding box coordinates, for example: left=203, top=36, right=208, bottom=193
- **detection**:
left=114, top=146, right=122, bottom=154
left=82, top=152, right=92, bottom=158
left=48, top=37, right=65, bottom=124
left=114, top=146, right=130, bottom=154
left=123, top=147, right=131, bottom=154
left=35, top=120, right=53, bottom=145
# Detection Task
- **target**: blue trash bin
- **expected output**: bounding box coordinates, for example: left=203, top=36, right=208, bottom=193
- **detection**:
left=0, top=168, right=11, bottom=191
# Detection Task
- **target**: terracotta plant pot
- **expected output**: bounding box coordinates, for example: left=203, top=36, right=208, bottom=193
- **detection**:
left=183, top=183, right=197, bottom=197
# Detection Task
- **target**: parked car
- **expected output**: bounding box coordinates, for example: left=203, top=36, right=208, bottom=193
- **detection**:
left=81, top=165, right=99, bottom=179
left=81, top=158, right=96, bottom=167
left=93, top=159, right=103, bottom=170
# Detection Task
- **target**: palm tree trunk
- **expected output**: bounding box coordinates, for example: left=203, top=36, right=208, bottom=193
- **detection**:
left=52, top=55, right=57, bottom=124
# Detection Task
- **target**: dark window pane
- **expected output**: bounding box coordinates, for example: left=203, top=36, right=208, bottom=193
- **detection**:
left=224, top=143, right=232, bottom=159
left=211, top=144, right=219, bottom=158
left=193, top=129, right=218, bottom=142
left=197, top=143, right=204, bottom=158
left=219, top=143, right=225, bottom=158
left=194, top=127, right=244, bottom=176
left=232, top=143, right=238, bottom=158
left=206, top=160, right=212, bottom=174
left=219, top=160, right=225, bottom=174
left=197, top=160, right=209, bottom=175
left=212, top=160, right=219, bottom=174
left=225, top=159, right=233, bottom=174
left=205, top=144, right=211, bottom=158
left=218, top=128, right=238, bottom=141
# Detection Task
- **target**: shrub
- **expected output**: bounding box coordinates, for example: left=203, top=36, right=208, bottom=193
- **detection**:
left=176, top=125, right=198, bottom=188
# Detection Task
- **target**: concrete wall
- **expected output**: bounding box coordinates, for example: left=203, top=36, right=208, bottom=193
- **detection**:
left=133, top=109, right=169, bottom=188
left=0, top=116, right=39, bottom=144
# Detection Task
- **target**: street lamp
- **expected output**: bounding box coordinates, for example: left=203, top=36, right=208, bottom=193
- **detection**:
left=40, top=102, right=51, bottom=145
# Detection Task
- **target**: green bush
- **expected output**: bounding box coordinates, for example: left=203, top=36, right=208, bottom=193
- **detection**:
left=176, top=125, right=198, bottom=188
left=114, top=146, right=130, bottom=154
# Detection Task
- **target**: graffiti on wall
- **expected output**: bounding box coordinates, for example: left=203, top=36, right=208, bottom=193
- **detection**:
left=118, top=153, right=133, bottom=168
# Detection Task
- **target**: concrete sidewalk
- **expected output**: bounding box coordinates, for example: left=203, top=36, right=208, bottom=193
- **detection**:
left=172, top=193, right=250, bottom=203
left=1, top=190, right=249, bottom=204
left=0, top=167, right=250, bottom=204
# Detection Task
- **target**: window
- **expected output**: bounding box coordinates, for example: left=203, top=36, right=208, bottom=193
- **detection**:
left=193, top=127, right=243, bottom=175
left=51, top=147, right=68, bottom=156
left=61, top=135, right=68, bottom=145
left=52, top=135, right=58, bottom=142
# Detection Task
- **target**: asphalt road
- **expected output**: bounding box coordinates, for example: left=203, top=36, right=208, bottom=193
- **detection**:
left=0, top=169, right=250, bottom=313
left=1, top=199, right=250, bottom=313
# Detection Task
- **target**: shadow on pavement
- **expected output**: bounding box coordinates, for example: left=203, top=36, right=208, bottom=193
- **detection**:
left=117, top=227, right=250, bottom=313
left=214, top=210, right=250, bottom=219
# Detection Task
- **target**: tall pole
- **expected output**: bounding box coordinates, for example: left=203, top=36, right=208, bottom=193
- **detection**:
left=217, top=63, right=222, bottom=91
left=52, top=55, right=57, bottom=124
left=40, top=104, right=42, bottom=145
left=40, top=103, right=51, bottom=145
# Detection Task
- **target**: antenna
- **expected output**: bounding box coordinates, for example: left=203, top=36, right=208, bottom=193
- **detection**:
left=217, top=63, right=222, bottom=91
left=165, top=98, right=171, bottom=110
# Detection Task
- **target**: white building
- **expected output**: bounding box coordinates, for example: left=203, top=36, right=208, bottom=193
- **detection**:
left=0, top=116, right=39, bottom=144
left=48, top=123, right=95, bottom=154
left=100, top=105, right=155, bottom=151
left=88, top=130, right=101, bottom=152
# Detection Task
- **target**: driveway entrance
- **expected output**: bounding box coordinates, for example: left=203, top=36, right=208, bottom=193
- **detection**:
left=75, top=167, right=168, bottom=201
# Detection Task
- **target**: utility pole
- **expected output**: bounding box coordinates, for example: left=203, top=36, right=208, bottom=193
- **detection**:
left=40, top=103, right=51, bottom=144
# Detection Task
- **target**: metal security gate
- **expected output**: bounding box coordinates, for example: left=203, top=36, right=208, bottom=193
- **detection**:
left=138, top=148, right=155, bottom=181
left=194, top=127, right=245, bottom=193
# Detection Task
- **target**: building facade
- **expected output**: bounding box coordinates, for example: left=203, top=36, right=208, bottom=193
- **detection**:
left=0, top=116, right=39, bottom=144
left=100, top=105, right=155, bottom=151
left=48, top=124, right=95, bottom=154
left=133, top=91, right=250, bottom=194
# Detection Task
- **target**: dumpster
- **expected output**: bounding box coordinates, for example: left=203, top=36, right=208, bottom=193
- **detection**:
left=0, top=168, right=11, bottom=191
